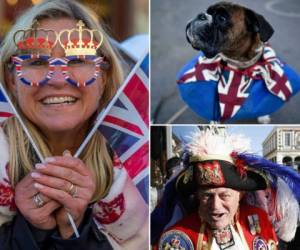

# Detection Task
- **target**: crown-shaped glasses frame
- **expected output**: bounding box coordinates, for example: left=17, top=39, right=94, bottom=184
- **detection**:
left=13, top=20, right=104, bottom=57
left=12, top=54, right=107, bottom=87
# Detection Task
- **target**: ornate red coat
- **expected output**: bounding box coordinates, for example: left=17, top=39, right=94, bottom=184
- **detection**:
left=0, top=128, right=148, bottom=250
left=157, top=203, right=278, bottom=250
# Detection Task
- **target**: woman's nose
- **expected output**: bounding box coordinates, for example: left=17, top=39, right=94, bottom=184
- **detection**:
left=48, top=66, right=67, bottom=86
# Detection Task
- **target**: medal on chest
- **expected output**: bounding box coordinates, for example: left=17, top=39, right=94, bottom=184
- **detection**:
left=253, top=236, right=268, bottom=250
left=212, top=225, right=235, bottom=250
left=248, top=214, right=261, bottom=235
left=159, top=230, right=194, bottom=250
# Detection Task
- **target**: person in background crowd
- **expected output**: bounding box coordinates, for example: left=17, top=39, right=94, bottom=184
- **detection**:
left=165, top=157, right=182, bottom=182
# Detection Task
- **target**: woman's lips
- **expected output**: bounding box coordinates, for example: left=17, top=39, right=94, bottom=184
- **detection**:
left=41, top=96, right=78, bottom=105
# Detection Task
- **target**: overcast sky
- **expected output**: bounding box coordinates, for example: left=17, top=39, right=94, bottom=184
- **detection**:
left=172, top=125, right=274, bottom=155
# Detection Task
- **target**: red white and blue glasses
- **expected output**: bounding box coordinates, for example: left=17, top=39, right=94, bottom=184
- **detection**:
left=12, top=54, right=107, bottom=87
left=12, top=20, right=108, bottom=87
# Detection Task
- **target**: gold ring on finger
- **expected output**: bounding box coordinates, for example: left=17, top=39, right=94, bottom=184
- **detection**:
left=67, top=182, right=77, bottom=197
left=33, top=193, right=45, bottom=208
left=72, top=185, right=78, bottom=198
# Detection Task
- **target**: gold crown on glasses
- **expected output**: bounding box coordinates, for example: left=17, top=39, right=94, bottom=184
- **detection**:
left=13, top=21, right=57, bottom=51
left=58, top=20, right=104, bottom=56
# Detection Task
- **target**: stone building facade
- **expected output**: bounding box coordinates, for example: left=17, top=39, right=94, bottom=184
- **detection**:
left=263, top=126, right=300, bottom=169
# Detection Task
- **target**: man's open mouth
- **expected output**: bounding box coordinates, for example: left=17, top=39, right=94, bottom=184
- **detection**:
left=210, top=213, right=226, bottom=221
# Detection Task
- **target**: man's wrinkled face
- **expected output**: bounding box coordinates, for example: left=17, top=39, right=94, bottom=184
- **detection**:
left=197, top=187, right=242, bottom=229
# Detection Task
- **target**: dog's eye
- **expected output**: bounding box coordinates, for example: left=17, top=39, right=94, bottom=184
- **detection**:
left=216, top=14, right=227, bottom=24
left=197, top=13, right=207, bottom=21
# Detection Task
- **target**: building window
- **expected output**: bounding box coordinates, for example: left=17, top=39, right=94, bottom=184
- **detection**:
left=296, top=132, right=300, bottom=149
left=284, top=132, right=291, bottom=147
left=283, top=156, right=293, bottom=166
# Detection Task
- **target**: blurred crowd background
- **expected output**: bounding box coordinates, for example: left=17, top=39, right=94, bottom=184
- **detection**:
left=0, top=0, right=148, bottom=43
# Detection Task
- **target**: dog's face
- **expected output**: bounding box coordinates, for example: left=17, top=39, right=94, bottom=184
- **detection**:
left=186, top=2, right=274, bottom=59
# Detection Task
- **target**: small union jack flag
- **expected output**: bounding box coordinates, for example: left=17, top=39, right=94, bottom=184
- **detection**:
left=0, top=91, right=13, bottom=122
left=99, top=52, right=149, bottom=202
left=177, top=45, right=299, bottom=122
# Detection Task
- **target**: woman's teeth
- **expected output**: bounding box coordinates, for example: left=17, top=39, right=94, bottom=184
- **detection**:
left=42, top=96, right=76, bottom=105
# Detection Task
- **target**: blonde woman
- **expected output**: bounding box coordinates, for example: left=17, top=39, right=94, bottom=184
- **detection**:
left=0, top=0, right=148, bottom=249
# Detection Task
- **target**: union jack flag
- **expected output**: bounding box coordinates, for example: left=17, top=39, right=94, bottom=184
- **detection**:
left=0, top=91, right=13, bottom=122
left=99, top=52, right=149, bottom=202
left=177, top=45, right=294, bottom=121
left=218, top=70, right=252, bottom=121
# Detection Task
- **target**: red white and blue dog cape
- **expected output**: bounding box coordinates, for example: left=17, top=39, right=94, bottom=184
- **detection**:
left=177, top=45, right=300, bottom=122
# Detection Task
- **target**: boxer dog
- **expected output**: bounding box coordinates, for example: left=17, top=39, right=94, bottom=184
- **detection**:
left=186, top=1, right=274, bottom=123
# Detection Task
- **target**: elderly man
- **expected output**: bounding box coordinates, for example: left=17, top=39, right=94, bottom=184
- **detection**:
left=155, top=130, right=283, bottom=250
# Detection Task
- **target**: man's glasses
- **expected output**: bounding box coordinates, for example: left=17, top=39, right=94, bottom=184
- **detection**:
left=12, top=54, right=109, bottom=87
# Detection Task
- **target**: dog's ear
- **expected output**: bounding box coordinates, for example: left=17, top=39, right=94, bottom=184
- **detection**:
left=245, top=9, right=274, bottom=42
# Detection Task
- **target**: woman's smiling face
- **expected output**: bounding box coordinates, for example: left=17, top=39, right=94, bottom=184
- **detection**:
left=8, top=18, right=105, bottom=137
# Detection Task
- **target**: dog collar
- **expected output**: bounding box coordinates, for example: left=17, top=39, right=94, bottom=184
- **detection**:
left=220, top=43, right=264, bottom=69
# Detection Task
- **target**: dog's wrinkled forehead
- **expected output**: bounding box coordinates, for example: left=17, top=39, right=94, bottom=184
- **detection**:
left=206, top=3, right=244, bottom=32
left=205, top=2, right=274, bottom=42
left=207, top=2, right=232, bottom=15
left=207, top=1, right=242, bottom=14
left=206, top=2, right=243, bottom=27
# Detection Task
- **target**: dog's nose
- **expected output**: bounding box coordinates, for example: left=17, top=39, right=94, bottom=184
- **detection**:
left=197, top=13, right=207, bottom=21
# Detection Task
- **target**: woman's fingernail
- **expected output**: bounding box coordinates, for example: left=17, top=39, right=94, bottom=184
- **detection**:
left=63, top=150, right=72, bottom=156
left=34, top=183, right=44, bottom=189
left=45, top=157, right=55, bottom=163
left=31, top=172, right=42, bottom=178
left=36, top=163, right=46, bottom=169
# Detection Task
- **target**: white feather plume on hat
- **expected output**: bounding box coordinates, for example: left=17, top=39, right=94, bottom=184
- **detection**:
left=187, top=129, right=251, bottom=163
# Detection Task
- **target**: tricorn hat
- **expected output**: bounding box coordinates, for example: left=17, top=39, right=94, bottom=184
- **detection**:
left=176, top=130, right=268, bottom=196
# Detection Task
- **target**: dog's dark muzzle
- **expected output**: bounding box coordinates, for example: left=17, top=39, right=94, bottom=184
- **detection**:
left=186, top=14, right=211, bottom=44
left=187, top=13, right=211, bottom=35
